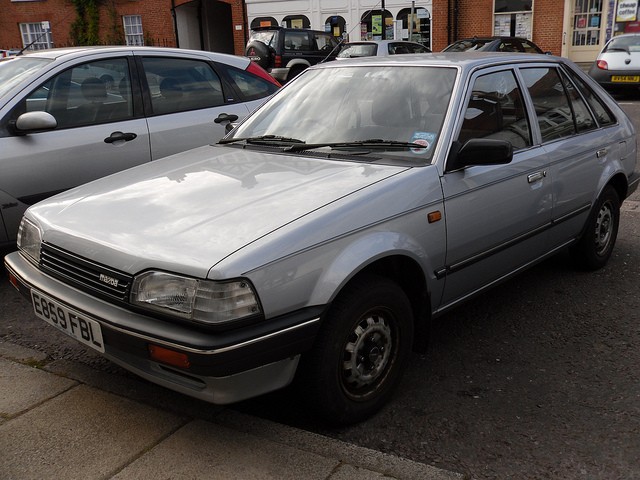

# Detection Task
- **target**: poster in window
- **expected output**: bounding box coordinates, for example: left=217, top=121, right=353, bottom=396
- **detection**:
left=617, top=0, right=638, bottom=22
left=372, top=15, right=382, bottom=35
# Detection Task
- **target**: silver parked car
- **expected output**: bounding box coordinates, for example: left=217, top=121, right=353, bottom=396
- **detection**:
left=588, top=33, right=640, bottom=93
left=336, top=40, right=430, bottom=59
left=5, top=53, right=638, bottom=424
left=0, top=46, right=279, bottom=247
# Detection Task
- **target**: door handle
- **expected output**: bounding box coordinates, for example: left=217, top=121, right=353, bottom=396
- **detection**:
left=104, top=131, right=137, bottom=144
left=527, top=171, right=546, bottom=183
left=596, top=149, right=607, bottom=158
left=214, top=113, right=239, bottom=124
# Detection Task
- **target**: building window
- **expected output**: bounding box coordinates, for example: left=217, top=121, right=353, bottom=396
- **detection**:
left=494, top=0, right=533, bottom=39
left=123, top=15, right=144, bottom=46
left=20, top=22, right=53, bottom=51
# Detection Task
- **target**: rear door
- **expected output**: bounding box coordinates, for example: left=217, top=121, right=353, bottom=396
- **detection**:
left=138, top=53, right=251, bottom=160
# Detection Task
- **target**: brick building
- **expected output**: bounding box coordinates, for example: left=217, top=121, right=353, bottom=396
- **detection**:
left=0, top=0, right=625, bottom=63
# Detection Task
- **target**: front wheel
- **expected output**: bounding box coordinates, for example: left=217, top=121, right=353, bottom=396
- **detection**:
left=298, top=275, right=414, bottom=424
left=570, top=185, right=620, bottom=270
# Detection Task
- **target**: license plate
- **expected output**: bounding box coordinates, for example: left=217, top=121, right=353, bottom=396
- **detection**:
left=31, top=290, right=105, bottom=353
left=611, top=75, right=640, bottom=83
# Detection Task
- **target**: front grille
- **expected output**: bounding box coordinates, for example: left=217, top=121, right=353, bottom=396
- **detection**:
left=41, top=243, right=133, bottom=301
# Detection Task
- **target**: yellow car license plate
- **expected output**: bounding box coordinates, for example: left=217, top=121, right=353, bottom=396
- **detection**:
left=611, top=75, right=640, bottom=83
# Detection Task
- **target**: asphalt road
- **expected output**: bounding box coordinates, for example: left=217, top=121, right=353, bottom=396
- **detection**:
left=2, top=96, right=640, bottom=480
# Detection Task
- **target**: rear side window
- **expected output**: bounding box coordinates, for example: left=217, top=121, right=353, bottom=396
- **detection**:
left=564, top=68, right=615, bottom=127
left=558, top=69, right=596, bottom=133
left=314, top=33, right=339, bottom=52
left=521, top=67, right=577, bottom=143
left=284, top=31, right=311, bottom=51
left=141, top=57, right=224, bottom=115
left=225, top=65, right=279, bottom=101
left=457, top=69, right=532, bottom=150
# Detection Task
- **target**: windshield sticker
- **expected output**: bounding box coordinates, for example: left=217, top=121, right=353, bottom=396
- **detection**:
left=410, top=132, right=436, bottom=154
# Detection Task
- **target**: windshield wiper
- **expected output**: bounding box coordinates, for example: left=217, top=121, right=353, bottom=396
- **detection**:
left=218, top=135, right=305, bottom=146
left=283, top=139, right=427, bottom=153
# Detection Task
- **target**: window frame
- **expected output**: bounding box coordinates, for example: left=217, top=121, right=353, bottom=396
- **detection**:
left=19, top=22, right=54, bottom=51
left=123, top=15, right=144, bottom=47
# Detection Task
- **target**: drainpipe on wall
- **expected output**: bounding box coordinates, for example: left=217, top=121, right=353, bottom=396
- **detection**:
left=454, top=0, right=458, bottom=42
left=447, top=0, right=452, bottom=45
left=242, top=0, right=248, bottom=45
left=171, top=0, right=180, bottom=48
left=198, top=0, right=205, bottom=51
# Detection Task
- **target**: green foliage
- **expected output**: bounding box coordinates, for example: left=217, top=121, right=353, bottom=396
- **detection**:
left=70, top=0, right=101, bottom=46
left=106, top=6, right=125, bottom=45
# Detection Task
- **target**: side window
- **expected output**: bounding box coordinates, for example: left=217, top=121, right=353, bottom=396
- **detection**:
left=17, top=58, right=133, bottom=129
left=559, top=69, right=596, bottom=132
left=225, top=65, right=279, bottom=101
left=457, top=70, right=532, bottom=150
left=314, top=33, right=338, bottom=52
left=284, top=31, right=311, bottom=51
left=564, top=68, right=615, bottom=127
left=521, top=67, right=576, bottom=143
left=141, top=57, right=224, bottom=115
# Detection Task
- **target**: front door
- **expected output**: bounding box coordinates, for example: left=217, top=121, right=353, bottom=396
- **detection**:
left=564, top=0, right=608, bottom=62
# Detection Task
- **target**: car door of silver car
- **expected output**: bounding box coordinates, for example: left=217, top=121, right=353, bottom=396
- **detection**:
left=438, top=68, right=553, bottom=309
left=520, top=66, right=620, bottom=250
left=139, top=55, right=251, bottom=161
left=0, top=57, right=151, bottom=242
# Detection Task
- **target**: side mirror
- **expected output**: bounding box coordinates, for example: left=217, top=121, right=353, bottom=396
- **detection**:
left=446, top=138, right=513, bottom=172
left=14, top=111, right=58, bottom=134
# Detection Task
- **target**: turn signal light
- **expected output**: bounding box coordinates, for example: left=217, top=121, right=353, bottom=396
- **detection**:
left=148, top=344, right=190, bottom=369
left=274, top=55, right=282, bottom=67
left=597, top=60, right=608, bottom=70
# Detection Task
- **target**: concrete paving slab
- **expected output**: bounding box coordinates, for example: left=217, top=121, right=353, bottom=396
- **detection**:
left=0, top=384, right=187, bottom=480
left=0, top=339, right=48, bottom=363
left=113, top=419, right=340, bottom=480
left=0, top=356, right=76, bottom=419
left=214, top=410, right=463, bottom=480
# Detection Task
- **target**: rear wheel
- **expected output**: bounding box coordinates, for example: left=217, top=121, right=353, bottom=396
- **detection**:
left=570, top=185, right=620, bottom=270
left=298, top=275, right=414, bottom=424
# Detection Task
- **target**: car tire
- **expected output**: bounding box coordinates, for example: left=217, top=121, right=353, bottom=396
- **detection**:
left=298, top=274, right=414, bottom=425
left=570, top=185, right=620, bottom=270
left=286, top=65, right=306, bottom=82
left=245, top=41, right=270, bottom=69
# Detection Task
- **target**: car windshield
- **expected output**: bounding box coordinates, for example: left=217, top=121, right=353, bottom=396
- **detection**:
left=0, top=56, right=52, bottom=98
left=604, top=35, right=640, bottom=52
left=337, top=44, right=378, bottom=58
left=229, top=65, right=457, bottom=164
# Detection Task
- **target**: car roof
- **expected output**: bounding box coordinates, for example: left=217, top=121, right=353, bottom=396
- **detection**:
left=14, top=46, right=250, bottom=68
left=313, top=51, right=560, bottom=69
left=343, top=40, right=423, bottom=45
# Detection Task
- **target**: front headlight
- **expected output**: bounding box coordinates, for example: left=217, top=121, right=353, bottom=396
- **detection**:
left=17, top=217, right=42, bottom=264
left=130, top=271, right=261, bottom=325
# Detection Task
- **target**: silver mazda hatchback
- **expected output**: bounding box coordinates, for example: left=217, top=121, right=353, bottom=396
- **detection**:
left=6, top=53, right=638, bottom=424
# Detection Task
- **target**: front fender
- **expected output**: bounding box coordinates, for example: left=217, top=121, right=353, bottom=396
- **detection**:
left=307, top=230, right=445, bottom=310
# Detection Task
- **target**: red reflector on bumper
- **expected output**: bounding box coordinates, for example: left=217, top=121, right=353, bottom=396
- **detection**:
left=148, top=344, right=190, bottom=369
left=9, top=272, right=19, bottom=291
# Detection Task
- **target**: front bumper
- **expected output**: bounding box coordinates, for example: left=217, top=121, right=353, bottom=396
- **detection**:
left=5, top=251, right=322, bottom=404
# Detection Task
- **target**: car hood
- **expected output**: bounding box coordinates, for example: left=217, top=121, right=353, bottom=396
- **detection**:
left=29, top=145, right=408, bottom=278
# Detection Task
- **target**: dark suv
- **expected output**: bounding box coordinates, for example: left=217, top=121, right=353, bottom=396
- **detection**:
left=245, top=27, right=340, bottom=83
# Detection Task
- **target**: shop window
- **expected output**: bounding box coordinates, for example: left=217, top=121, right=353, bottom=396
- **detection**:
left=494, top=1, right=533, bottom=39
left=397, top=7, right=431, bottom=47
left=360, top=10, right=393, bottom=40
left=282, top=15, right=310, bottom=29
left=123, top=15, right=144, bottom=46
left=324, top=16, right=346, bottom=38
left=20, top=22, right=53, bottom=51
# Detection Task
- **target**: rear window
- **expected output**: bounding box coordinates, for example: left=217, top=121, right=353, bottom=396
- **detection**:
left=249, top=30, right=277, bottom=48
left=337, top=44, right=377, bottom=58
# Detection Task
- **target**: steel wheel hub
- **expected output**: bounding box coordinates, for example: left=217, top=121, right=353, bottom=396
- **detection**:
left=595, top=202, right=613, bottom=256
left=342, top=314, right=392, bottom=392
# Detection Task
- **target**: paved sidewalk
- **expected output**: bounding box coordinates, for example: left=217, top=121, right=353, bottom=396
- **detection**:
left=0, top=340, right=462, bottom=480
